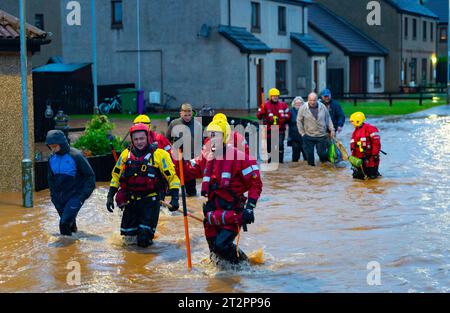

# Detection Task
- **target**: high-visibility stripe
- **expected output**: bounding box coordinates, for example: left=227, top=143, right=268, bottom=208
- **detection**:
left=222, top=211, right=226, bottom=225
left=121, top=227, right=138, bottom=232
left=203, top=176, right=211, bottom=182
left=207, top=212, right=212, bottom=225
left=350, top=139, right=355, bottom=143
left=190, top=159, right=196, bottom=167
left=242, top=166, right=253, bottom=176
left=370, top=132, right=379, bottom=137
left=252, top=165, right=259, bottom=171
left=285, top=108, right=290, bottom=113
left=139, top=224, right=152, bottom=231
left=278, top=110, right=284, bottom=113
left=360, top=137, right=367, bottom=141
left=164, top=145, right=171, bottom=151
left=222, top=172, right=231, bottom=179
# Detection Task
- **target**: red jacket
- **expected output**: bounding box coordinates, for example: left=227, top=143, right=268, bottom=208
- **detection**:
left=350, top=123, right=381, bottom=167
left=182, top=146, right=262, bottom=205
left=150, top=131, right=172, bottom=155
left=257, top=100, right=291, bottom=133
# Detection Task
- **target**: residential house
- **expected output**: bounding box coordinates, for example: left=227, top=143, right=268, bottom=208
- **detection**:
left=425, top=0, right=448, bottom=84
left=0, top=9, right=50, bottom=192
left=308, top=3, right=388, bottom=95
left=315, top=0, right=438, bottom=92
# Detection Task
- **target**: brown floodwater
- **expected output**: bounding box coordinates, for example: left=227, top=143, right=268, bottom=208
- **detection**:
left=1, top=106, right=449, bottom=292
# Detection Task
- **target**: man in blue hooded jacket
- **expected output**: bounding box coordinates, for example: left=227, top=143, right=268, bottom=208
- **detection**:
left=321, top=88, right=345, bottom=134
left=46, top=130, right=96, bottom=236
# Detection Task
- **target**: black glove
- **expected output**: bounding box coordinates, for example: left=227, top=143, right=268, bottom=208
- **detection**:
left=106, top=187, right=118, bottom=213
left=169, top=189, right=179, bottom=212
left=242, top=198, right=256, bottom=225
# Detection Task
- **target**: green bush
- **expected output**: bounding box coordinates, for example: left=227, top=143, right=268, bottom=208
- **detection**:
left=73, top=115, right=124, bottom=156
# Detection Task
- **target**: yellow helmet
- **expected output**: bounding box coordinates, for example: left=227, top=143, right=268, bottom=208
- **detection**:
left=133, top=114, right=151, bottom=126
left=268, top=88, right=280, bottom=98
left=350, top=112, right=366, bottom=128
left=206, top=120, right=230, bottom=144
left=212, top=113, right=228, bottom=123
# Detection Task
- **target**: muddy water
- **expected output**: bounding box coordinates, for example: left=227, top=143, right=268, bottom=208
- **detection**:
left=1, top=106, right=449, bottom=292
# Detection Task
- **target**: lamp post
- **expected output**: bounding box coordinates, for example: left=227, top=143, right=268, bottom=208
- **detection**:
left=19, top=0, right=33, bottom=208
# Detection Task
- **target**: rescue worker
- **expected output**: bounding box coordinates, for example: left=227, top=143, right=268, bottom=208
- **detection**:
left=106, top=123, right=181, bottom=247
left=349, top=112, right=381, bottom=180
left=212, top=113, right=251, bottom=157
left=256, top=88, right=291, bottom=163
left=134, top=115, right=172, bottom=154
left=182, top=118, right=263, bottom=265
left=46, top=130, right=96, bottom=236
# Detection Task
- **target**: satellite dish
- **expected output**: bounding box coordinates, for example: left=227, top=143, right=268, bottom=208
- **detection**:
left=197, top=24, right=210, bottom=38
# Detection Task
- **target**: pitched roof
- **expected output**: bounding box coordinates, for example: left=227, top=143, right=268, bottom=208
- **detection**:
left=0, top=9, right=48, bottom=40
left=386, top=0, right=439, bottom=19
left=32, top=63, right=91, bottom=73
left=291, top=32, right=331, bottom=55
left=424, top=0, right=448, bottom=23
left=218, top=25, right=272, bottom=54
left=308, top=4, right=388, bottom=56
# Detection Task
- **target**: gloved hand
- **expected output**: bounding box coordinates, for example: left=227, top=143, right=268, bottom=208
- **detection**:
left=106, top=187, right=118, bottom=213
left=169, top=189, right=179, bottom=212
left=242, top=198, right=256, bottom=225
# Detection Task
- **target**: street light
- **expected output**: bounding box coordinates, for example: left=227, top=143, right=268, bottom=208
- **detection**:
left=431, top=53, right=437, bottom=81
left=19, top=0, right=33, bottom=208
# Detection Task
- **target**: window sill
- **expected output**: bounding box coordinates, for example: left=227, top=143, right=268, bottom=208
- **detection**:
left=278, top=31, right=287, bottom=36
left=111, top=23, right=123, bottom=30
left=251, top=27, right=261, bottom=34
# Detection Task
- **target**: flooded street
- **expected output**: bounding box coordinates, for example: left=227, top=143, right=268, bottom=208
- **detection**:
left=1, top=106, right=449, bottom=292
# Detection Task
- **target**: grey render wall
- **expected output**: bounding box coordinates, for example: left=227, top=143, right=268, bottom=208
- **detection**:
left=291, top=44, right=311, bottom=97
left=315, top=0, right=400, bottom=92
left=309, top=28, right=349, bottom=93
left=0, top=0, right=62, bottom=68
left=60, top=0, right=246, bottom=110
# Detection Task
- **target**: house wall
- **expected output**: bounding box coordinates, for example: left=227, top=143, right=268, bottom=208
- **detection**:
left=0, top=52, right=34, bottom=192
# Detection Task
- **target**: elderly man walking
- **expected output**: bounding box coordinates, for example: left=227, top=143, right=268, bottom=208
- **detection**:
left=296, top=93, right=335, bottom=166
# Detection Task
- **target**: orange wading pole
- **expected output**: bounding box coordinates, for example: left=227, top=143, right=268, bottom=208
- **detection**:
left=178, top=148, right=192, bottom=271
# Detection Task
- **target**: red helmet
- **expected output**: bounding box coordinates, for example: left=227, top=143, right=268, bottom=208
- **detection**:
left=129, top=123, right=151, bottom=146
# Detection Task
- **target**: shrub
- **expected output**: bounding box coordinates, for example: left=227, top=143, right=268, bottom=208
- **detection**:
left=73, top=115, right=124, bottom=156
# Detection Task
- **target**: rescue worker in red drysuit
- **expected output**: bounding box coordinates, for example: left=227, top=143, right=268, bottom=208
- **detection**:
left=106, top=123, right=180, bottom=247
left=181, top=119, right=263, bottom=264
left=134, top=115, right=173, bottom=155
left=349, top=112, right=382, bottom=180
left=256, top=88, right=291, bottom=163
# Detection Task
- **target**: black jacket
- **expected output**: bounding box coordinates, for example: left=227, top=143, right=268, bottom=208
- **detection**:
left=288, top=107, right=302, bottom=143
left=323, top=99, right=345, bottom=131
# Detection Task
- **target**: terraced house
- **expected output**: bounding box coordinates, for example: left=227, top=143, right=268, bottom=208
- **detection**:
left=315, top=0, right=439, bottom=92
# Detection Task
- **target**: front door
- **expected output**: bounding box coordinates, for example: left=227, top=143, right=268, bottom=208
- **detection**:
left=350, top=56, right=367, bottom=93
left=256, top=58, right=264, bottom=106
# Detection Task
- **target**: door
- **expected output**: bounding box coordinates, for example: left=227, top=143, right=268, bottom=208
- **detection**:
left=350, top=56, right=367, bottom=93
left=327, top=68, right=344, bottom=97
left=256, top=59, right=264, bottom=106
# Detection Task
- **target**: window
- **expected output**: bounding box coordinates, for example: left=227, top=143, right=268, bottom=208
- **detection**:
left=404, top=17, right=408, bottom=39
left=275, top=60, right=288, bottom=94
left=35, top=14, right=44, bottom=30
left=278, top=6, right=286, bottom=35
left=440, top=27, right=447, bottom=42
left=423, top=21, right=427, bottom=41
left=421, top=58, right=427, bottom=83
left=251, top=2, right=261, bottom=33
left=412, top=18, right=417, bottom=40
left=112, top=0, right=123, bottom=28
left=431, top=22, right=434, bottom=41
left=411, top=58, right=417, bottom=83
left=374, top=60, right=381, bottom=88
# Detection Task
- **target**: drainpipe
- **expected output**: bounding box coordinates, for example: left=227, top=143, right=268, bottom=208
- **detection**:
left=247, top=53, right=251, bottom=113
left=20, top=0, right=33, bottom=208
left=137, top=0, right=141, bottom=90
left=91, top=0, right=98, bottom=114
left=228, top=0, right=231, bottom=26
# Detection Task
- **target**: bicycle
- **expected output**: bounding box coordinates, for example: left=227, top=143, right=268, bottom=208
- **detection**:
left=99, top=95, right=121, bottom=115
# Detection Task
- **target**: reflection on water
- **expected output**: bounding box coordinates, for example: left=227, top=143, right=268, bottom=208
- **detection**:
left=0, top=106, right=449, bottom=292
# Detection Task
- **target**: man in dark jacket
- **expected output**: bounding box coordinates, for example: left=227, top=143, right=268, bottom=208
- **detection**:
left=321, top=89, right=345, bottom=134
left=46, top=130, right=96, bottom=236
left=166, top=103, right=203, bottom=196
